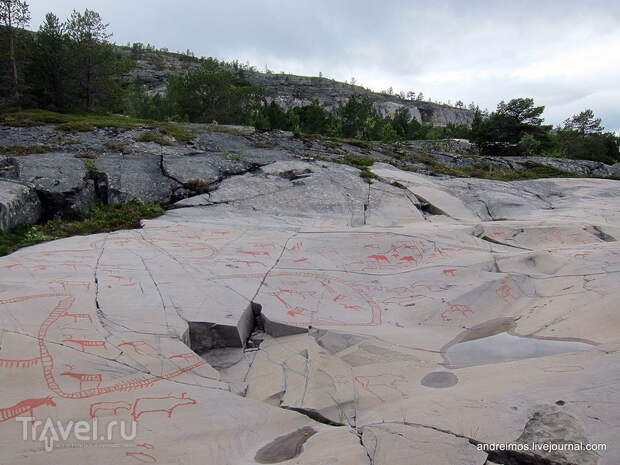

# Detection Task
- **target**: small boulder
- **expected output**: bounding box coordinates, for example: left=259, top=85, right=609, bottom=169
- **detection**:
left=0, top=180, right=42, bottom=232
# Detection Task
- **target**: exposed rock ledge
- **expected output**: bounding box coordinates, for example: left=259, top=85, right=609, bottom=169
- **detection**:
left=1, top=124, right=619, bottom=232
left=0, top=150, right=619, bottom=463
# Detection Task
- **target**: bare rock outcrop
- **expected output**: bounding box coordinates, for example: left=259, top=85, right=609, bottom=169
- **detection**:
left=1, top=155, right=619, bottom=463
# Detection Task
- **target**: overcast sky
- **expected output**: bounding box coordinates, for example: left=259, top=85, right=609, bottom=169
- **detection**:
left=29, top=0, right=620, bottom=133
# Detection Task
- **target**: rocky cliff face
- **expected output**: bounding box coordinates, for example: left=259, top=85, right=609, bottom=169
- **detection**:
left=128, top=51, right=474, bottom=126
left=244, top=71, right=474, bottom=126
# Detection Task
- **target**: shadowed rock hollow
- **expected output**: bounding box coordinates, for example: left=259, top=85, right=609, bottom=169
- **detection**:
left=0, top=131, right=619, bottom=464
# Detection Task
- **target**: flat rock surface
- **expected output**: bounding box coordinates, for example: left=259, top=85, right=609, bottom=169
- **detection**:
left=1, top=159, right=619, bottom=464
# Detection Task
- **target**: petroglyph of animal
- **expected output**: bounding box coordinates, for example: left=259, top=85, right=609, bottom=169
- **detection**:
left=89, top=401, right=132, bottom=418
left=132, top=392, right=197, bottom=421
left=62, top=339, right=107, bottom=352
left=354, top=374, right=409, bottom=403
left=60, top=371, right=103, bottom=391
left=0, top=396, right=56, bottom=422
left=90, top=393, right=197, bottom=422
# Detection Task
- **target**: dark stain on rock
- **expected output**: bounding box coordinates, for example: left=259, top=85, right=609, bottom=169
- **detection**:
left=421, top=371, right=459, bottom=388
left=254, top=426, right=317, bottom=463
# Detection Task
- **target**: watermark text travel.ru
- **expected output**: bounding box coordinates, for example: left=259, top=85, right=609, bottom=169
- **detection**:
left=16, top=417, right=137, bottom=452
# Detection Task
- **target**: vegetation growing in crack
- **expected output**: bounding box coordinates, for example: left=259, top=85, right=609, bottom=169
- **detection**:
left=184, top=179, right=213, bottom=194
left=81, top=158, right=99, bottom=174
left=158, top=124, right=194, bottom=142
left=74, top=151, right=98, bottom=159
left=136, top=130, right=174, bottom=146
left=0, top=144, right=49, bottom=155
left=342, top=154, right=378, bottom=184
left=104, top=140, right=131, bottom=154
left=0, top=201, right=164, bottom=256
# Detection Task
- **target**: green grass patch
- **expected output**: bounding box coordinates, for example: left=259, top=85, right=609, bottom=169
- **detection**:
left=342, top=154, right=375, bottom=168
left=1, top=109, right=192, bottom=138
left=0, top=144, right=49, bottom=156
left=329, top=137, right=373, bottom=151
left=159, top=124, right=194, bottom=142
left=0, top=201, right=164, bottom=257
left=136, top=130, right=174, bottom=146
left=54, top=135, right=79, bottom=145
left=342, top=154, right=378, bottom=183
left=74, top=151, right=98, bottom=160
left=1, top=110, right=149, bottom=131
left=56, top=121, right=97, bottom=132
left=518, top=161, right=579, bottom=179
left=82, top=159, right=99, bottom=175
left=251, top=141, right=276, bottom=149
left=0, top=109, right=73, bottom=126
left=359, top=167, right=378, bottom=184
left=410, top=157, right=584, bottom=181
left=104, top=140, right=132, bottom=154
left=457, top=161, right=580, bottom=181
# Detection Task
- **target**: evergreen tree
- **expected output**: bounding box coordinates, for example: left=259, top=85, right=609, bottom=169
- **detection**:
left=389, top=107, right=411, bottom=138
left=339, top=95, right=374, bottom=138
left=473, top=98, right=552, bottom=156
left=165, top=58, right=262, bottom=124
left=563, top=109, right=603, bottom=136
left=28, top=13, right=71, bottom=110
left=0, top=0, right=30, bottom=104
left=295, top=100, right=331, bottom=134
left=65, top=9, right=124, bottom=110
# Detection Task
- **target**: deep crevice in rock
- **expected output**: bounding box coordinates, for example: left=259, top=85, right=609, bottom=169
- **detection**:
left=281, top=406, right=345, bottom=427
left=188, top=302, right=256, bottom=354
left=89, top=170, right=110, bottom=205
left=473, top=231, right=532, bottom=251
left=411, top=193, right=449, bottom=217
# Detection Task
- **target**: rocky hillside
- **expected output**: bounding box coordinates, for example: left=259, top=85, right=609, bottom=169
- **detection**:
left=127, top=49, right=474, bottom=126
left=2, top=120, right=620, bottom=232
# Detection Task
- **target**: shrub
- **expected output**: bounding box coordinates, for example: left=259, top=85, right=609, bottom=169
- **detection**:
left=0, top=201, right=164, bottom=256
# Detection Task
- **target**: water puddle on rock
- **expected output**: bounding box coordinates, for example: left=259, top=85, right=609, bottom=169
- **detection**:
left=443, top=318, right=594, bottom=369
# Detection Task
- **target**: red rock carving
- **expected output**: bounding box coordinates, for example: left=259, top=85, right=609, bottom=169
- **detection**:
left=60, top=372, right=103, bottom=390
left=354, top=374, right=409, bottom=403
left=89, top=393, right=197, bottom=422
left=62, top=339, right=107, bottom=352
left=0, top=396, right=56, bottom=422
